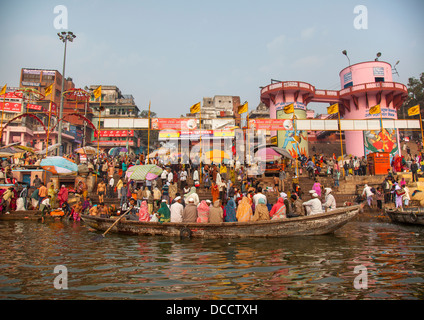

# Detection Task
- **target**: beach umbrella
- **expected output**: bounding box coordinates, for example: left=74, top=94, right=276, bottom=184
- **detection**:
left=125, top=164, right=163, bottom=181
left=204, top=150, right=230, bottom=163
left=40, top=156, right=78, bottom=175
left=75, top=146, right=97, bottom=155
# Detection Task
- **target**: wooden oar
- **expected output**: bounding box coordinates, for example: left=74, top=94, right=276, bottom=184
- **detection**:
left=93, top=207, right=132, bottom=241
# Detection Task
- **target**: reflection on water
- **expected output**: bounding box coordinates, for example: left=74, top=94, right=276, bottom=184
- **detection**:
left=0, top=219, right=423, bottom=300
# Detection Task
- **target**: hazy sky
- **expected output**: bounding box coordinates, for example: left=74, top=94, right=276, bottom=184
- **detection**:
left=1, top=0, right=423, bottom=117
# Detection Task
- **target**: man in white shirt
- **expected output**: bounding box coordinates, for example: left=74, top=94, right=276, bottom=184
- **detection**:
left=170, top=196, right=184, bottom=223
left=252, top=187, right=267, bottom=206
left=161, top=169, right=168, bottom=186
left=362, top=184, right=374, bottom=207
left=302, top=191, right=323, bottom=215
left=167, top=168, right=174, bottom=185
left=180, top=169, right=187, bottom=189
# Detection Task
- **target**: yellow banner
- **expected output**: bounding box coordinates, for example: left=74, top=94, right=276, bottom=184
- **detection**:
left=190, top=102, right=201, bottom=114
left=0, top=84, right=6, bottom=96
left=283, top=103, right=294, bottom=114
left=93, top=86, right=102, bottom=99
left=408, top=105, right=420, bottom=116
left=238, top=102, right=248, bottom=114
left=369, top=104, right=381, bottom=115
left=44, top=84, right=53, bottom=97
left=327, top=103, right=339, bottom=114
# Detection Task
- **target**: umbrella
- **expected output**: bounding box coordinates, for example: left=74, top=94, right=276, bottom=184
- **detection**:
left=126, top=164, right=163, bottom=181
left=14, top=145, right=35, bottom=153
left=36, top=143, right=61, bottom=155
left=40, top=156, right=78, bottom=175
left=0, top=147, right=20, bottom=157
left=148, top=147, right=170, bottom=158
left=254, top=148, right=282, bottom=162
left=204, top=150, right=230, bottom=163
left=75, top=146, right=97, bottom=155
left=270, top=147, right=295, bottom=160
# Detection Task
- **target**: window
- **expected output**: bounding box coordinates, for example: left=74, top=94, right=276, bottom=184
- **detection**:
left=375, top=77, right=384, bottom=82
left=344, top=82, right=353, bottom=89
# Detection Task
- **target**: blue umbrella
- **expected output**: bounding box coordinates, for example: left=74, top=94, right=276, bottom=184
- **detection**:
left=40, top=156, right=78, bottom=174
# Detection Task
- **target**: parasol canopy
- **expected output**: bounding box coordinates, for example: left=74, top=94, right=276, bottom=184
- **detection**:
left=75, top=146, right=97, bottom=155
left=254, top=148, right=282, bottom=162
left=204, top=150, right=230, bottom=163
left=109, top=147, right=128, bottom=156
left=40, top=156, right=78, bottom=175
left=125, top=164, right=163, bottom=181
left=148, top=147, right=170, bottom=158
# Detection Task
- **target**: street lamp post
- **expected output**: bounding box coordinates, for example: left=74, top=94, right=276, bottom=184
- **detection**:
left=57, top=31, right=76, bottom=156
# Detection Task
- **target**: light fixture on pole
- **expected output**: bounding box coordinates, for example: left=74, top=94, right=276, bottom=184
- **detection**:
left=375, top=52, right=382, bottom=61
left=342, top=50, right=350, bottom=66
left=57, top=31, right=76, bottom=156
left=392, top=60, right=400, bottom=77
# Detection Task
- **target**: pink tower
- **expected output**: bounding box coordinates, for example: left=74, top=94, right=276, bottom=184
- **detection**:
left=339, top=61, right=408, bottom=157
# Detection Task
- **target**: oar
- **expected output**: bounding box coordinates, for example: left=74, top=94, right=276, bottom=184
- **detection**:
left=92, top=207, right=132, bottom=241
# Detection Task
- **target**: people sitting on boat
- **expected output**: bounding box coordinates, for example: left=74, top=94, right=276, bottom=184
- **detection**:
left=184, top=187, right=199, bottom=206
left=322, top=188, right=336, bottom=211
left=158, top=199, right=171, bottom=223
left=182, top=197, right=198, bottom=223
left=209, top=200, right=224, bottom=223
left=224, top=199, right=237, bottom=222
left=170, top=196, right=184, bottom=223
left=302, top=191, right=323, bottom=215
left=269, top=196, right=286, bottom=220
left=236, top=197, right=253, bottom=222
left=138, top=201, right=150, bottom=222
left=197, top=200, right=210, bottom=223
left=252, top=198, right=270, bottom=222
left=290, top=194, right=305, bottom=216
left=126, top=198, right=139, bottom=220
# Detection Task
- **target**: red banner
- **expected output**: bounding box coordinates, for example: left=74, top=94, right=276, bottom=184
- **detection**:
left=151, top=118, right=198, bottom=130
left=0, top=102, right=22, bottom=112
left=95, top=130, right=134, bottom=137
left=27, top=103, right=43, bottom=111
left=248, top=119, right=291, bottom=130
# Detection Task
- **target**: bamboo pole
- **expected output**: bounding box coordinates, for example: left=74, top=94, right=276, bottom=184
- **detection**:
left=147, top=101, right=151, bottom=164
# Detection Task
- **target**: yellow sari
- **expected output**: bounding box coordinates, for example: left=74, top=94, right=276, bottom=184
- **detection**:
left=236, top=197, right=253, bottom=222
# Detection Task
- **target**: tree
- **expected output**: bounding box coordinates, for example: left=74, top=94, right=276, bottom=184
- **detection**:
left=398, top=73, right=424, bottom=119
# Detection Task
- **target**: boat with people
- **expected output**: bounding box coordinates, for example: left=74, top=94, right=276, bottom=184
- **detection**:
left=82, top=204, right=361, bottom=239
left=385, top=207, right=424, bottom=226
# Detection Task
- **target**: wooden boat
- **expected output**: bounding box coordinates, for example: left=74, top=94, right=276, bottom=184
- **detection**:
left=0, top=210, right=65, bottom=221
left=82, top=205, right=361, bottom=239
left=385, top=207, right=424, bottom=226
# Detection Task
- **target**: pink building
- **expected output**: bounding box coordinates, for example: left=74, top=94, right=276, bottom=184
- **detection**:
left=260, top=61, right=408, bottom=158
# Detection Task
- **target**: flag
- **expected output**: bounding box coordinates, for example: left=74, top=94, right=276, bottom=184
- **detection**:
left=283, top=103, right=294, bottom=114
left=327, top=103, right=339, bottom=115
left=0, top=84, right=6, bottom=96
left=369, top=104, right=381, bottom=115
left=408, top=105, right=420, bottom=116
left=44, top=84, right=53, bottom=97
left=238, top=102, right=248, bottom=114
left=190, top=102, right=201, bottom=114
left=93, top=86, right=102, bottom=99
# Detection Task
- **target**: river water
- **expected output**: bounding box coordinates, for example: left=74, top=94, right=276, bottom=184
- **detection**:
left=0, top=218, right=423, bottom=300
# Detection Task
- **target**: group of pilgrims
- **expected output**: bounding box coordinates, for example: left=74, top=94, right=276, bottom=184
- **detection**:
left=117, top=183, right=337, bottom=224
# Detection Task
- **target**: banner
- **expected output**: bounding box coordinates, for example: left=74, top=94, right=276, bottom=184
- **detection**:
left=96, top=130, right=134, bottom=138
left=27, top=103, right=43, bottom=111
left=248, top=119, right=288, bottom=130
left=0, top=101, right=22, bottom=112
left=151, top=118, right=198, bottom=130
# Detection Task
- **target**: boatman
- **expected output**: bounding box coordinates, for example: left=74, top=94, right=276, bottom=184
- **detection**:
left=322, top=188, right=336, bottom=211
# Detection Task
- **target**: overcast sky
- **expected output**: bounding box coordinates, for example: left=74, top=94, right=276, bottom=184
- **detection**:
left=1, top=0, right=423, bottom=117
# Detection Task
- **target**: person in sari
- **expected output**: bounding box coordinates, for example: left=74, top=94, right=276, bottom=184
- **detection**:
left=57, top=185, right=68, bottom=207
left=196, top=200, right=210, bottom=223
left=82, top=196, right=93, bottom=214
left=236, top=197, right=253, bottom=222
left=224, top=199, right=237, bottom=222
left=138, top=201, right=150, bottom=222
left=158, top=200, right=171, bottom=223
left=252, top=198, right=270, bottom=221
left=169, top=182, right=178, bottom=202
left=312, top=179, right=322, bottom=197
left=211, top=182, right=219, bottom=203
left=269, top=197, right=287, bottom=220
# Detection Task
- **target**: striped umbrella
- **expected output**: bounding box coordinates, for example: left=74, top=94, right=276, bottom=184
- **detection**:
left=125, top=164, right=163, bottom=181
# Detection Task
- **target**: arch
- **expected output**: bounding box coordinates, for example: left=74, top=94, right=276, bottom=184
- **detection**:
left=1, top=113, right=47, bottom=133
left=49, top=113, right=98, bottom=135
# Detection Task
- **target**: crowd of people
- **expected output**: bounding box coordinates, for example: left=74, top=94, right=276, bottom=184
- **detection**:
left=1, top=139, right=423, bottom=220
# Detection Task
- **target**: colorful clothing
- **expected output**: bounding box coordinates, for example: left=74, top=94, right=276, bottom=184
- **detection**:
left=236, top=197, right=253, bottom=222
left=196, top=200, right=210, bottom=223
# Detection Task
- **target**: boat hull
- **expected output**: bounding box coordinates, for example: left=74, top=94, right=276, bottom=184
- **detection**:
left=82, top=205, right=360, bottom=239
left=385, top=207, right=424, bottom=226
